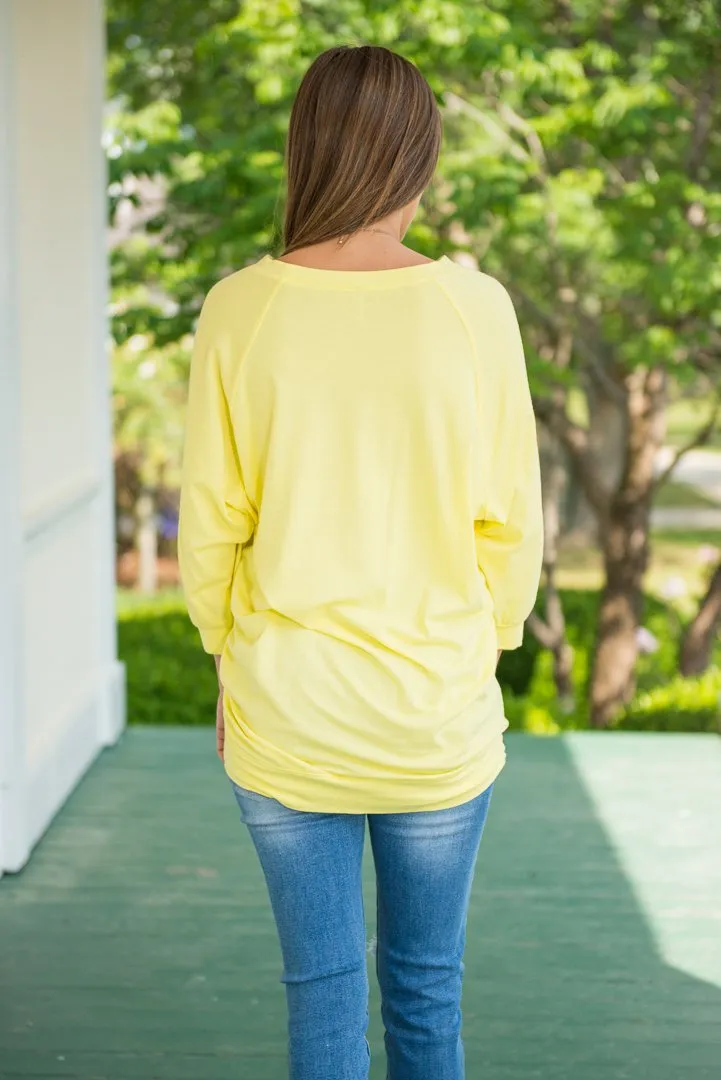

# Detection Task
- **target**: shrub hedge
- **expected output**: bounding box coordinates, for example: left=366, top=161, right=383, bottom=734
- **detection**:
left=117, top=592, right=217, bottom=726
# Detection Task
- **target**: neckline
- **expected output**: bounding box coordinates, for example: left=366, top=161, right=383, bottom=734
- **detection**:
left=257, top=253, right=450, bottom=287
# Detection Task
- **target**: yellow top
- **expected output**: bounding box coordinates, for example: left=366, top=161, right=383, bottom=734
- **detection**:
left=178, top=254, right=543, bottom=813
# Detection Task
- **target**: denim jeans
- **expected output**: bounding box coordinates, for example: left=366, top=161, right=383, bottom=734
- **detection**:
left=230, top=779, right=494, bottom=1080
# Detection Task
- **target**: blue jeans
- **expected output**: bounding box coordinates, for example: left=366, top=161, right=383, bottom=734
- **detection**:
left=230, top=779, right=494, bottom=1080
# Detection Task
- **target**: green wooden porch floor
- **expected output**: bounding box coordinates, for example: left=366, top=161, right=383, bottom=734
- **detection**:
left=1, top=730, right=720, bottom=1079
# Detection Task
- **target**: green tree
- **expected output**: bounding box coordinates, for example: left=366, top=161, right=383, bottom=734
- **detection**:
left=431, top=0, right=721, bottom=722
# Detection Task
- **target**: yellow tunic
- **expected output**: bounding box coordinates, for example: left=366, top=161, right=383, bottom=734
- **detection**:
left=178, top=255, right=543, bottom=812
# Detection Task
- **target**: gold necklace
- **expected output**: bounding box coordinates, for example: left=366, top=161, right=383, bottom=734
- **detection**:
left=336, top=227, right=396, bottom=247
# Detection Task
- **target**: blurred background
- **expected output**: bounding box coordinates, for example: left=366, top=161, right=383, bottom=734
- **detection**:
left=107, top=0, right=721, bottom=738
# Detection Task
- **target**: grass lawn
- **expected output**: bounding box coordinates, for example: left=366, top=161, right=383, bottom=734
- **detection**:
left=666, top=397, right=721, bottom=450
left=653, top=479, right=720, bottom=510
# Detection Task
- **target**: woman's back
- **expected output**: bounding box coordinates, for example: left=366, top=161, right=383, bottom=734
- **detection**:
left=179, top=253, right=542, bottom=813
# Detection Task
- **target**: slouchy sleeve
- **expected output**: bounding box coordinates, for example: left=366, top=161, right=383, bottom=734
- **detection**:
left=178, top=289, right=256, bottom=654
left=474, top=284, right=544, bottom=650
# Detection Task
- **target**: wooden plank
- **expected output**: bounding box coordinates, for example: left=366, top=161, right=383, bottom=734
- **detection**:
left=1, top=730, right=720, bottom=1079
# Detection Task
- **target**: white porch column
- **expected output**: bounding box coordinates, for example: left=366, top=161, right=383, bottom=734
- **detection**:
left=0, top=0, right=125, bottom=875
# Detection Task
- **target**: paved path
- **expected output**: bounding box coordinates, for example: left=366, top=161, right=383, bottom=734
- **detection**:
left=1, top=728, right=720, bottom=1079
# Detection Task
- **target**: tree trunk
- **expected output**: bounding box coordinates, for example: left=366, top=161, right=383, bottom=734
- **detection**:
left=567, top=383, right=626, bottom=541
left=590, top=501, right=650, bottom=726
left=589, top=368, right=665, bottom=727
left=679, top=561, right=721, bottom=675
left=137, top=488, right=158, bottom=595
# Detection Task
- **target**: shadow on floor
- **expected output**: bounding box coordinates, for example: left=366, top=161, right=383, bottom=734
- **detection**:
left=0, top=729, right=719, bottom=1079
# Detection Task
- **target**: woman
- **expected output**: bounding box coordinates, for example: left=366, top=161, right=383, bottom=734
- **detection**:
left=179, top=44, right=543, bottom=1080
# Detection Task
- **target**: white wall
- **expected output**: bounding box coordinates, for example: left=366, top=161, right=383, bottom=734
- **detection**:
left=0, top=0, right=125, bottom=874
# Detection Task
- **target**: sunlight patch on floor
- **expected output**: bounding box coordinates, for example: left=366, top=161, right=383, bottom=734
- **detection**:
left=564, top=732, right=721, bottom=988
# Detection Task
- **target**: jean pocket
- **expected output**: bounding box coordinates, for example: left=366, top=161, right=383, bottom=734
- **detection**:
left=229, top=779, right=292, bottom=826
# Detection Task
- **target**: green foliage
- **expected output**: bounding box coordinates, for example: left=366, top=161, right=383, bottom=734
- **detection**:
left=117, top=592, right=217, bottom=724
left=117, top=588, right=720, bottom=733
left=106, top=2, right=721, bottom=473
left=496, top=634, right=541, bottom=696
left=621, top=671, right=721, bottom=733
left=106, top=2, right=721, bottom=365
left=503, top=586, right=721, bottom=734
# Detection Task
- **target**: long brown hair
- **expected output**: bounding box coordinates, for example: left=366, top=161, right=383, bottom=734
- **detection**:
left=282, top=45, right=442, bottom=254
